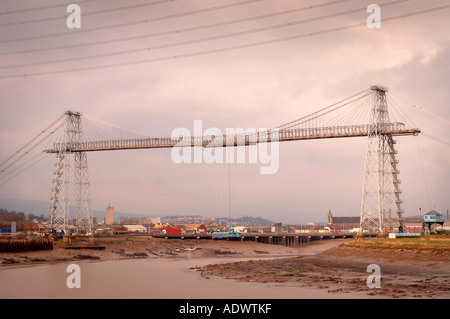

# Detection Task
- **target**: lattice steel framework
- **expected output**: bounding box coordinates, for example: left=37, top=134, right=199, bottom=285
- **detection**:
left=50, top=111, right=93, bottom=234
left=44, top=86, right=417, bottom=236
left=360, top=86, right=404, bottom=233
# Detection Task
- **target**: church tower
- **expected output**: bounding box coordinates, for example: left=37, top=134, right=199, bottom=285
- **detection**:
left=327, top=209, right=333, bottom=225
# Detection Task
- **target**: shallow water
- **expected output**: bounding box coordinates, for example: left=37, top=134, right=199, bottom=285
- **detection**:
left=0, top=239, right=371, bottom=299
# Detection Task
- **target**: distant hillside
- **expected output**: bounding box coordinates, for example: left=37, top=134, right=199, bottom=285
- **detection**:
left=162, top=215, right=276, bottom=226
left=0, top=199, right=51, bottom=217
left=0, top=199, right=276, bottom=226
left=0, top=199, right=107, bottom=221
left=0, top=199, right=164, bottom=223
left=232, top=215, right=276, bottom=226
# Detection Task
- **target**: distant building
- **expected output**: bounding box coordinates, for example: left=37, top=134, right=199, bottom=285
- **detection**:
left=138, top=217, right=161, bottom=224
left=106, top=205, right=114, bottom=225
left=172, top=222, right=207, bottom=234
left=162, top=228, right=182, bottom=234
left=327, top=209, right=360, bottom=229
left=206, top=219, right=220, bottom=233
left=423, top=210, right=445, bottom=233
left=122, top=224, right=147, bottom=232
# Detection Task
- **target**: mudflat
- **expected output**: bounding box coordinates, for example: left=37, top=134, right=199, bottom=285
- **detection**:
left=0, top=236, right=308, bottom=266
left=203, top=239, right=450, bottom=299
left=2, top=236, right=449, bottom=299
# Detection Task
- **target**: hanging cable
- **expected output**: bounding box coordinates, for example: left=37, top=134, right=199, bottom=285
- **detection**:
left=0, top=153, right=51, bottom=186
left=0, top=0, right=99, bottom=15
left=0, top=0, right=409, bottom=70
left=421, top=133, right=450, bottom=147
left=2, top=4, right=449, bottom=79
left=414, top=138, right=432, bottom=208
left=1, top=0, right=184, bottom=27
left=0, top=0, right=263, bottom=42
left=0, top=152, right=45, bottom=182
left=276, top=90, right=372, bottom=130
left=390, top=91, right=450, bottom=126
left=0, top=114, right=64, bottom=169
left=0, top=121, right=65, bottom=175
left=0, top=0, right=353, bottom=56
left=82, top=114, right=155, bottom=139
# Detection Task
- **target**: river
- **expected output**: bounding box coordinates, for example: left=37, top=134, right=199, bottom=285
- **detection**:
left=0, top=240, right=371, bottom=299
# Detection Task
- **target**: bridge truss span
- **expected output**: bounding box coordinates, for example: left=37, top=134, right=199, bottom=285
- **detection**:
left=44, top=122, right=419, bottom=153
left=33, top=85, right=421, bottom=234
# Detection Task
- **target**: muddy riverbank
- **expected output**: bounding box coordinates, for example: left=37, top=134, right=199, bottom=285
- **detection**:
left=203, top=244, right=450, bottom=299
left=0, top=236, right=319, bottom=266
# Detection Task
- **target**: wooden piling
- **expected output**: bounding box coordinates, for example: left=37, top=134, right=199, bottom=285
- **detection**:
left=0, top=238, right=53, bottom=252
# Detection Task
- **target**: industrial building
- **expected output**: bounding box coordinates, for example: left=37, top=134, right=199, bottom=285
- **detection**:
left=122, top=225, right=147, bottom=232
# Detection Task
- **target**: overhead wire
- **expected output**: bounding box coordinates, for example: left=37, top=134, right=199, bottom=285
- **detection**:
left=0, top=111, right=156, bottom=186
left=0, top=151, right=47, bottom=182
left=0, top=0, right=182, bottom=27
left=386, top=93, right=416, bottom=127
left=414, top=138, right=432, bottom=208
left=0, top=153, right=52, bottom=186
left=0, top=0, right=409, bottom=70
left=390, top=91, right=450, bottom=126
left=0, top=121, right=65, bottom=175
left=389, top=91, right=450, bottom=147
left=0, top=120, right=65, bottom=187
left=2, top=3, right=448, bottom=79
left=0, top=114, right=64, bottom=169
left=0, top=0, right=263, bottom=43
left=421, top=133, right=450, bottom=147
left=0, top=0, right=99, bottom=15
left=0, top=0, right=354, bottom=56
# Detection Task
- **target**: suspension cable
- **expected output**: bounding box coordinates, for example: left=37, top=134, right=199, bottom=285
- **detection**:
left=0, top=114, right=64, bottom=169
left=390, top=91, right=450, bottom=126
left=275, top=89, right=372, bottom=129
left=0, top=121, right=65, bottom=175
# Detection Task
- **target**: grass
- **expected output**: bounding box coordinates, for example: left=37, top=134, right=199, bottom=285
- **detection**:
left=342, top=234, right=450, bottom=251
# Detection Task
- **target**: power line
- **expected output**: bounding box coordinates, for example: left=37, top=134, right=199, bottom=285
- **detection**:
left=0, top=114, right=64, bottom=169
left=422, top=133, right=450, bottom=147
left=0, top=0, right=179, bottom=26
left=0, top=153, right=51, bottom=186
left=0, top=0, right=354, bottom=56
left=0, top=0, right=99, bottom=15
left=0, top=0, right=263, bottom=42
left=0, top=152, right=45, bottom=182
left=0, top=0, right=409, bottom=70
left=1, top=4, right=448, bottom=79
left=0, top=121, right=64, bottom=176
left=390, top=91, right=450, bottom=126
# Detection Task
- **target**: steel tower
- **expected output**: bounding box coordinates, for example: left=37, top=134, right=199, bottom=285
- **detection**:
left=360, top=85, right=404, bottom=233
left=50, top=111, right=93, bottom=235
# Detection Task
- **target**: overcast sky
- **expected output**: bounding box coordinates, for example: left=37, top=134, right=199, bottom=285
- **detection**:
left=0, top=0, right=449, bottom=224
